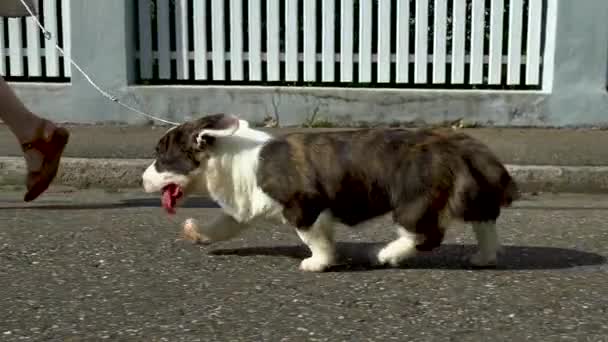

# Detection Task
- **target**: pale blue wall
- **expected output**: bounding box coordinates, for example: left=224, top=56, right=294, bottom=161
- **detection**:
left=9, top=0, right=608, bottom=127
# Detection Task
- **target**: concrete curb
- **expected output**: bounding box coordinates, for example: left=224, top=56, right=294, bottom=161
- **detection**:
left=0, top=157, right=150, bottom=190
left=1, top=157, right=608, bottom=194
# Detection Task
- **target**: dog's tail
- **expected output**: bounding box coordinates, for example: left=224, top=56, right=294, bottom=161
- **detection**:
left=500, top=172, right=520, bottom=207
left=444, top=132, right=521, bottom=210
left=462, top=142, right=520, bottom=208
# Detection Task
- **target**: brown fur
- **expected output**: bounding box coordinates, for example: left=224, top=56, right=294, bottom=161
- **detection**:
left=257, top=128, right=519, bottom=251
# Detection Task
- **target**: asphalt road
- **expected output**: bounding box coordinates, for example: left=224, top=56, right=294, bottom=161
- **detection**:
left=1, top=189, right=607, bottom=341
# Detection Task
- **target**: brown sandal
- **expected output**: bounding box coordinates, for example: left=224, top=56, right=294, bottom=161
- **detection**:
left=20, top=124, right=70, bottom=202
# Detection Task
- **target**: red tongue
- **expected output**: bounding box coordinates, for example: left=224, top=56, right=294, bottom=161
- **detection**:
left=161, top=184, right=181, bottom=215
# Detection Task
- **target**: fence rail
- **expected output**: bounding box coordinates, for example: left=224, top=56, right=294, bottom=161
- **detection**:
left=135, top=0, right=553, bottom=89
left=1, top=0, right=606, bottom=128
left=0, top=0, right=71, bottom=80
left=0, top=0, right=554, bottom=90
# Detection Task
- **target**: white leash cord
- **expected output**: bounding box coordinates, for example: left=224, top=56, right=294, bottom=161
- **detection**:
left=17, top=0, right=180, bottom=126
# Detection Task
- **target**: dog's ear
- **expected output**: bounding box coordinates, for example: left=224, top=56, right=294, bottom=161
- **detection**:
left=193, top=114, right=240, bottom=150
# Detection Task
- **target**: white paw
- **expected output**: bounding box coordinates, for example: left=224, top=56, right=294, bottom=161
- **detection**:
left=377, top=250, right=404, bottom=267
left=299, top=256, right=332, bottom=272
left=181, top=218, right=211, bottom=244
left=377, top=243, right=416, bottom=267
left=468, top=251, right=497, bottom=267
left=375, top=234, right=417, bottom=267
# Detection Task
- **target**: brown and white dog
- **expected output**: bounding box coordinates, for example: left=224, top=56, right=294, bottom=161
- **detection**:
left=142, top=114, right=519, bottom=272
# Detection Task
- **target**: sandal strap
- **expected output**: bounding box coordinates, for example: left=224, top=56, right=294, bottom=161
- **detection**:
left=20, top=123, right=66, bottom=155
left=21, top=141, right=35, bottom=151
left=20, top=122, right=47, bottom=152
left=21, top=137, right=53, bottom=154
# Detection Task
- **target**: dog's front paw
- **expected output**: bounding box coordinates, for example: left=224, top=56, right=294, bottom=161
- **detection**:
left=180, top=218, right=212, bottom=244
left=299, top=256, right=332, bottom=272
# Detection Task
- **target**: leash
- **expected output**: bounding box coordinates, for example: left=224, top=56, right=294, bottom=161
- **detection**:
left=17, top=0, right=180, bottom=126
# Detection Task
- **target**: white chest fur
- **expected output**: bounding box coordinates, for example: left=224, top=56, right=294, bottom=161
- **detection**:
left=204, top=127, right=285, bottom=224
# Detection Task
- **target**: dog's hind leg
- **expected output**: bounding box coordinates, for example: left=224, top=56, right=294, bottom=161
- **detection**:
left=376, top=226, right=418, bottom=267
left=295, top=210, right=336, bottom=272
left=415, top=224, right=446, bottom=252
left=377, top=198, right=448, bottom=267
left=469, top=221, right=500, bottom=267
left=375, top=201, right=425, bottom=267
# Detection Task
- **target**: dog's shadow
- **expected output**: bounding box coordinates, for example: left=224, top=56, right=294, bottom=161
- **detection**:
left=0, top=197, right=219, bottom=211
left=209, top=242, right=606, bottom=271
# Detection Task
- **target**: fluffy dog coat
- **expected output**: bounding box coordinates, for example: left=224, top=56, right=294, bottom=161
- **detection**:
left=142, top=114, right=519, bottom=272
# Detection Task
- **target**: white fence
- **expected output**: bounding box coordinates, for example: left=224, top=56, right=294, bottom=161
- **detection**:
left=1, top=0, right=606, bottom=128
left=0, top=0, right=555, bottom=89
left=0, top=0, right=71, bottom=79
left=135, top=0, right=555, bottom=89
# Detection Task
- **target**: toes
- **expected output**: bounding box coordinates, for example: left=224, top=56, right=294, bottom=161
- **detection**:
left=181, top=218, right=212, bottom=244
left=299, top=257, right=331, bottom=272
left=377, top=251, right=402, bottom=267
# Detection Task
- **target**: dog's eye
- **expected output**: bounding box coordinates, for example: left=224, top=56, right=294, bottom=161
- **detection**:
left=194, top=134, right=216, bottom=149
left=202, top=136, right=216, bottom=146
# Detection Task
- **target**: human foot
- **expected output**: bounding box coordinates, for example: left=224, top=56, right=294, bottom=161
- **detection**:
left=20, top=119, right=70, bottom=202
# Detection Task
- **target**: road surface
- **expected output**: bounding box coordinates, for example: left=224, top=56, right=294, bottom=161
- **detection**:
left=1, top=189, right=607, bottom=341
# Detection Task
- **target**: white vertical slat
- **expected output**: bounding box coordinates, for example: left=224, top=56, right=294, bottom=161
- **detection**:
left=266, top=0, right=280, bottom=81
left=322, top=0, right=335, bottom=82
left=541, top=0, right=558, bottom=92
left=212, top=0, right=226, bottom=80
left=488, top=0, right=504, bottom=85
left=248, top=0, right=262, bottom=81
left=8, top=18, right=23, bottom=77
left=451, top=0, right=466, bottom=84
left=507, top=0, right=523, bottom=85
left=414, top=0, right=428, bottom=83
left=285, top=0, right=299, bottom=81
left=358, top=0, right=372, bottom=83
left=303, top=0, right=316, bottom=82
left=0, top=18, right=5, bottom=75
left=395, top=0, right=410, bottom=83
left=193, top=0, right=207, bottom=80
left=469, top=0, right=485, bottom=84
left=43, top=0, right=59, bottom=77
left=156, top=0, right=171, bottom=79
left=26, top=16, right=42, bottom=76
left=432, top=0, right=447, bottom=83
left=61, top=0, right=72, bottom=77
left=526, top=0, right=543, bottom=85
left=175, top=0, right=190, bottom=80
left=138, top=0, right=153, bottom=79
left=230, top=0, right=244, bottom=80
left=340, top=0, right=354, bottom=82
left=377, top=0, right=391, bottom=83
